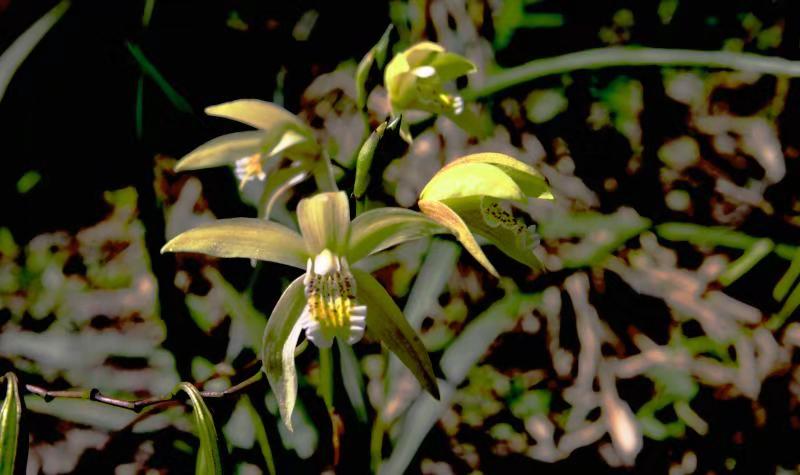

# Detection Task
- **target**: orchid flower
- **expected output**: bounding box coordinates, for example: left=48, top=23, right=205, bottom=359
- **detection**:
left=162, top=191, right=445, bottom=428
left=174, top=99, right=320, bottom=191
left=418, top=153, right=553, bottom=277
left=384, top=42, right=483, bottom=139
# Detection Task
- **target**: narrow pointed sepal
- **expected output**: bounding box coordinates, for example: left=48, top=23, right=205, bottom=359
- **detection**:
left=351, top=268, right=440, bottom=399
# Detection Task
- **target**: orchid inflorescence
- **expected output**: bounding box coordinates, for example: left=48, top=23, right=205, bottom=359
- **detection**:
left=161, top=40, right=552, bottom=435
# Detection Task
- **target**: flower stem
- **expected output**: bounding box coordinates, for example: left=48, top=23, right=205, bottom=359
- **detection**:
left=463, top=46, right=800, bottom=99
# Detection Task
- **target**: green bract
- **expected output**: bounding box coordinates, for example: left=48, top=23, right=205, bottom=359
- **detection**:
left=418, top=153, right=551, bottom=277
left=384, top=42, right=482, bottom=139
left=162, top=192, right=445, bottom=429
left=174, top=99, right=320, bottom=191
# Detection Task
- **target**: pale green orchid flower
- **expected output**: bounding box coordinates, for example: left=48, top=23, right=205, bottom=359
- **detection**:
left=162, top=191, right=445, bottom=428
left=418, top=153, right=552, bottom=277
left=174, top=99, right=320, bottom=191
left=384, top=42, right=482, bottom=139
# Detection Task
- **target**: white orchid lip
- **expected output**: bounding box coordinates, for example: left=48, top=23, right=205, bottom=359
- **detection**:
left=300, top=249, right=366, bottom=348
left=234, top=153, right=266, bottom=188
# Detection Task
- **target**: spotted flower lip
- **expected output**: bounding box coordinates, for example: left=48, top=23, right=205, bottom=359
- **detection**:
left=300, top=249, right=366, bottom=348
left=162, top=191, right=447, bottom=429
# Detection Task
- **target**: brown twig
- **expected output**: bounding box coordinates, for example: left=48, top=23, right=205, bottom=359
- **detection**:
left=24, top=370, right=264, bottom=413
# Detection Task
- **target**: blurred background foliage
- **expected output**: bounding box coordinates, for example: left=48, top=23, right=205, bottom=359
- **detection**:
left=3, top=0, right=800, bottom=473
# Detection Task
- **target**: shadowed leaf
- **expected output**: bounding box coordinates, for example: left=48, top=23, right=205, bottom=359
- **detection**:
left=174, top=383, right=222, bottom=475
left=1, top=373, right=24, bottom=475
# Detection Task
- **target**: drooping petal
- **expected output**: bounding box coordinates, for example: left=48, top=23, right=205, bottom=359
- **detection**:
left=444, top=196, right=543, bottom=271
left=261, top=276, right=308, bottom=430
left=347, top=208, right=447, bottom=263
left=419, top=162, right=526, bottom=203
left=161, top=218, right=309, bottom=270
left=418, top=200, right=500, bottom=277
left=297, top=191, right=351, bottom=255
left=437, top=152, right=550, bottom=199
left=175, top=131, right=266, bottom=172
left=351, top=268, right=440, bottom=399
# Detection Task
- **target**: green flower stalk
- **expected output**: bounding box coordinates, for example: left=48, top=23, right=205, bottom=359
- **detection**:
left=384, top=42, right=483, bottom=138
left=162, top=191, right=446, bottom=428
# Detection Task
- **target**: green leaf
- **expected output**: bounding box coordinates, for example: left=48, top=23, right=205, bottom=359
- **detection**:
left=420, top=162, right=526, bottom=203
left=127, top=42, right=192, bottom=113
left=351, top=268, right=439, bottom=399
left=353, top=121, right=388, bottom=199
left=261, top=276, right=307, bottom=430
left=0, top=0, right=70, bottom=103
left=176, top=129, right=309, bottom=172
left=0, top=373, right=24, bottom=475
left=297, top=191, right=351, bottom=255
left=173, top=382, right=222, bottom=475
left=435, top=153, right=549, bottom=199
left=243, top=395, right=276, bottom=475
left=347, top=208, right=446, bottom=263
left=418, top=200, right=499, bottom=277
left=205, top=99, right=312, bottom=138
left=161, top=218, right=308, bottom=269
left=444, top=196, right=543, bottom=271
left=337, top=340, right=368, bottom=422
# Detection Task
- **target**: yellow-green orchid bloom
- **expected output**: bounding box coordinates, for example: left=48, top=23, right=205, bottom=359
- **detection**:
left=384, top=42, right=482, bottom=139
left=174, top=99, right=320, bottom=190
left=418, top=153, right=552, bottom=277
left=162, top=191, right=445, bottom=428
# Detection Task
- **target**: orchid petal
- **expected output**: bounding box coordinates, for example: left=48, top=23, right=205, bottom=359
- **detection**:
left=297, top=191, right=351, bottom=255
left=351, top=268, right=439, bottom=399
left=261, top=276, right=308, bottom=430
left=161, top=218, right=308, bottom=269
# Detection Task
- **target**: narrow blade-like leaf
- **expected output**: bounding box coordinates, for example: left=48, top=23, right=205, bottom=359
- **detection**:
left=161, top=218, right=308, bottom=269
left=337, top=339, right=368, bottom=422
left=418, top=200, right=499, bottom=277
left=0, top=373, right=24, bottom=475
left=297, top=192, right=351, bottom=255
left=0, top=0, right=70, bottom=103
left=348, top=208, right=446, bottom=263
left=261, top=276, right=307, bottom=430
left=173, top=382, right=222, bottom=475
left=351, top=269, right=439, bottom=399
